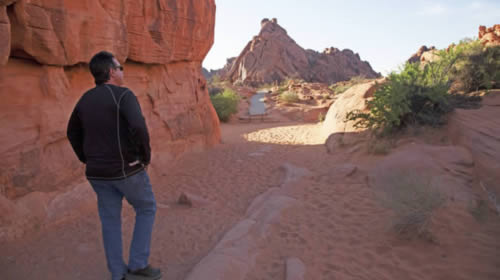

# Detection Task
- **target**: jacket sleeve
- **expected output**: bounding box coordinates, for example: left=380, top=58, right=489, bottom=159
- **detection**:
left=120, top=90, right=151, bottom=165
left=67, top=105, right=86, bottom=163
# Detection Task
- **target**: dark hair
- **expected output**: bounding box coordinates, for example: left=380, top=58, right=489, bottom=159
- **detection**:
left=89, top=51, right=117, bottom=85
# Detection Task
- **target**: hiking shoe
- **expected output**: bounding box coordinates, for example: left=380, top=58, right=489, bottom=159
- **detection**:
left=126, top=265, right=162, bottom=280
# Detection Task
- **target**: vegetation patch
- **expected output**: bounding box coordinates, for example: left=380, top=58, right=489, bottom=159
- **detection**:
left=329, top=75, right=369, bottom=95
left=210, top=88, right=240, bottom=122
left=377, top=172, right=445, bottom=240
left=346, top=39, right=495, bottom=136
left=279, top=91, right=300, bottom=104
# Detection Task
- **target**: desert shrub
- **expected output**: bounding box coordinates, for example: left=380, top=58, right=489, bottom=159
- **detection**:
left=329, top=83, right=352, bottom=95
left=346, top=62, right=453, bottom=134
left=345, top=60, right=455, bottom=135
left=210, top=74, right=221, bottom=83
left=349, top=75, right=367, bottom=84
left=450, top=42, right=500, bottom=92
left=274, top=86, right=287, bottom=95
left=345, top=39, right=495, bottom=135
left=377, top=172, right=445, bottom=239
left=210, top=88, right=240, bottom=122
left=280, top=91, right=300, bottom=103
left=329, top=75, right=369, bottom=95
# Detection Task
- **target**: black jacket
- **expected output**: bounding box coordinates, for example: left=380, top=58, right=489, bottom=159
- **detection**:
left=67, top=84, right=151, bottom=180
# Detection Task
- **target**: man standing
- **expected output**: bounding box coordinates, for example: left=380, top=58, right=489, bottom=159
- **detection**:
left=67, top=51, right=162, bottom=280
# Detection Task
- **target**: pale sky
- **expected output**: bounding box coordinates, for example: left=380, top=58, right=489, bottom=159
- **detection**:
left=202, top=0, right=500, bottom=75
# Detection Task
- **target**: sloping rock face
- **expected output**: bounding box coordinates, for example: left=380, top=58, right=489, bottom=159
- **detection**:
left=321, top=80, right=382, bottom=141
left=222, top=18, right=380, bottom=86
left=448, top=91, right=500, bottom=201
left=0, top=0, right=219, bottom=200
left=479, top=24, right=500, bottom=47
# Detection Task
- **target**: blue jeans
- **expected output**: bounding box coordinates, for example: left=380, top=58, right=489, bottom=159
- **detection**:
left=89, top=170, right=157, bottom=280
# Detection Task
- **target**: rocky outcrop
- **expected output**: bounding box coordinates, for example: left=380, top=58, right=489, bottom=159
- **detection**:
left=2, top=0, right=215, bottom=66
left=479, top=24, right=500, bottom=47
left=0, top=0, right=219, bottom=204
left=321, top=80, right=382, bottom=141
left=222, top=18, right=380, bottom=86
left=407, top=45, right=437, bottom=64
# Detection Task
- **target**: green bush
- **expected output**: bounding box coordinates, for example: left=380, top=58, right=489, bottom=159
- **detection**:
left=210, top=89, right=240, bottom=122
left=280, top=91, right=300, bottom=103
left=345, top=39, right=495, bottom=135
left=346, top=62, right=453, bottom=135
left=450, top=41, right=500, bottom=92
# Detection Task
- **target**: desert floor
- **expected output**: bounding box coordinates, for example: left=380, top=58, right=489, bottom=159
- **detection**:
left=1, top=121, right=499, bottom=280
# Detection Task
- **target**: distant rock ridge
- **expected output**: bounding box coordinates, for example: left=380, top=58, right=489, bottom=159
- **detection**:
left=220, top=18, right=380, bottom=86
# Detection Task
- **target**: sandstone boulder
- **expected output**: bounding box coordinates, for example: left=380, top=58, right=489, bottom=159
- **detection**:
left=407, top=45, right=436, bottom=64
left=321, top=80, right=382, bottom=141
left=479, top=24, right=500, bottom=47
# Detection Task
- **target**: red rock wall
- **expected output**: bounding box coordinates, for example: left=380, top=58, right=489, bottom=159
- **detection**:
left=0, top=0, right=219, bottom=199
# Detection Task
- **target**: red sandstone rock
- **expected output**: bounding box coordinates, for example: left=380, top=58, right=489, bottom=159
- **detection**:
left=0, top=5, right=9, bottom=65
left=221, top=18, right=380, bottom=86
left=321, top=80, right=383, bottom=141
left=0, top=0, right=219, bottom=203
left=407, top=45, right=436, bottom=64
left=479, top=24, right=500, bottom=47
left=448, top=90, right=500, bottom=199
left=127, top=0, right=215, bottom=64
left=0, top=58, right=220, bottom=199
left=2, top=0, right=215, bottom=66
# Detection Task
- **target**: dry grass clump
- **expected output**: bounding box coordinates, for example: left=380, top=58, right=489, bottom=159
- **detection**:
left=377, top=172, right=445, bottom=240
left=280, top=91, right=300, bottom=104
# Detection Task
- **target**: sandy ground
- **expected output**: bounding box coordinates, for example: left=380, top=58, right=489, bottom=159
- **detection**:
left=1, top=121, right=499, bottom=280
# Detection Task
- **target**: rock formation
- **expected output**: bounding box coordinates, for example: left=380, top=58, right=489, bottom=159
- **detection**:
left=479, top=24, right=500, bottom=47
left=409, top=25, right=500, bottom=65
left=221, top=18, right=380, bottom=86
left=0, top=0, right=219, bottom=202
left=407, top=45, right=437, bottom=64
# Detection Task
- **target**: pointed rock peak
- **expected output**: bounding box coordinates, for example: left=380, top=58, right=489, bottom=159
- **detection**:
left=259, top=17, right=287, bottom=37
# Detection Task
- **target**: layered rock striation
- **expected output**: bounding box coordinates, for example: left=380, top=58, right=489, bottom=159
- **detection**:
left=0, top=0, right=219, bottom=200
left=221, top=18, right=380, bottom=86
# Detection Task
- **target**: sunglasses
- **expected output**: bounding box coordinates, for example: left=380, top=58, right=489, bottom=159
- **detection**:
left=114, top=65, right=124, bottom=71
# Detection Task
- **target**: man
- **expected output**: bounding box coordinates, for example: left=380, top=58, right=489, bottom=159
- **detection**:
left=67, top=51, right=162, bottom=280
